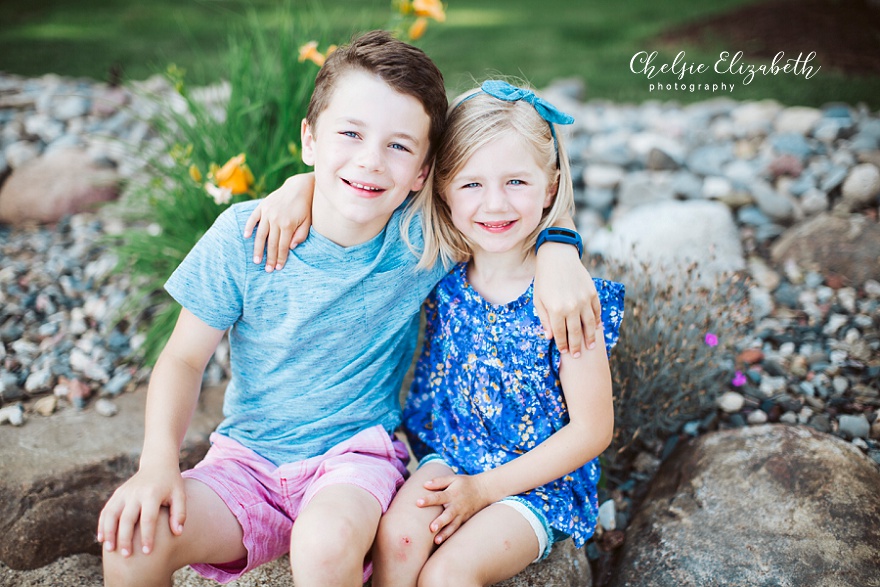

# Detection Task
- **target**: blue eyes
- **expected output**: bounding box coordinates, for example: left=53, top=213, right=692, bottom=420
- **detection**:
left=339, top=132, right=411, bottom=153
left=460, top=180, right=526, bottom=189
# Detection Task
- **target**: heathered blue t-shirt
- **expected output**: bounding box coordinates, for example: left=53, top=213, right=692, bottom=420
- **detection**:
left=165, top=199, right=447, bottom=466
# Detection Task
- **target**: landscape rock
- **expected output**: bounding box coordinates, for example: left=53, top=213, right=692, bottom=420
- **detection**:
left=0, top=385, right=224, bottom=570
left=589, top=200, right=745, bottom=281
left=2, top=533, right=592, bottom=586
left=611, top=425, right=880, bottom=587
left=770, top=212, right=880, bottom=284
left=773, top=106, right=822, bottom=135
left=840, top=163, right=880, bottom=211
left=0, top=148, right=119, bottom=225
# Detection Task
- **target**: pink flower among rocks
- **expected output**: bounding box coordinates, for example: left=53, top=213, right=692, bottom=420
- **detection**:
left=704, top=332, right=719, bottom=347
left=732, top=371, right=747, bottom=387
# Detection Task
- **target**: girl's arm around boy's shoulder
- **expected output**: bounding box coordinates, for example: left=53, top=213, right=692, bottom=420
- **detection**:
left=243, top=173, right=315, bottom=272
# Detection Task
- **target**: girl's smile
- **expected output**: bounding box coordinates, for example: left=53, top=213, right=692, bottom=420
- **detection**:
left=445, top=132, right=554, bottom=258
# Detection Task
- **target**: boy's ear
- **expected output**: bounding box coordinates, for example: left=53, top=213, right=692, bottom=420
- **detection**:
left=410, top=163, right=432, bottom=192
left=300, top=119, right=316, bottom=166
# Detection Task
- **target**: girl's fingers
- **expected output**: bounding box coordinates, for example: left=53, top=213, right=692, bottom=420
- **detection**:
left=290, top=221, right=310, bottom=250
left=252, top=219, right=269, bottom=265
left=423, top=476, right=453, bottom=490
left=265, top=224, right=281, bottom=272
left=434, top=518, right=462, bottom=544
left=275, top=227, right=293, bottom=270
left=243, top=206, right=262, bottom=238
left=416, top=491, right=447, bottom=508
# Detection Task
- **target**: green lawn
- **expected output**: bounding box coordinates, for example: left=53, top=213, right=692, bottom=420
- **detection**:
left=1, top=0, right=878, bottom=107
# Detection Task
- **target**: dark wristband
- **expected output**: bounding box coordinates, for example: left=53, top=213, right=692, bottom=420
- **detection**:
left=535, top=227, right=583, bottom=258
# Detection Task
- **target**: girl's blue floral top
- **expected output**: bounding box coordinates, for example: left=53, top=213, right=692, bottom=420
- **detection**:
left=403, top=262, right=625, bottom=548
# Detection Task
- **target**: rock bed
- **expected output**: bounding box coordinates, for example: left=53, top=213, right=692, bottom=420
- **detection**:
left=1, top=73, right=879, bottom=573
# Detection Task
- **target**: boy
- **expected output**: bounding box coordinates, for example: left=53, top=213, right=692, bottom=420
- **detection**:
left=98, top=30, right=596, bottom=586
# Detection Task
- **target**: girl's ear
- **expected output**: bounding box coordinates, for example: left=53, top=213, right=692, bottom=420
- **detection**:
left=300, top=119, right=316, bottom=166
left=544, top=173, right=560, bottom=208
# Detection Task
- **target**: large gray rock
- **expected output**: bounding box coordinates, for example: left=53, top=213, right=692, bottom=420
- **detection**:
left=770, top=212, right=880, bottom=284
left=2, top=539, right=592, bottom=587
left=0, top=147, right=119, bottom=225
left=172, top=538, right=591, bottom=587
left=611, top=425, right=880, bottom=587
left=0, top=386, right=223, bottom=570
left=588, top=199, right=745, bottom=282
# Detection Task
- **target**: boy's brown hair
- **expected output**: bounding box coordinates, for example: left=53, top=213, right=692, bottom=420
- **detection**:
left=305, top=30, right=447, bottom=162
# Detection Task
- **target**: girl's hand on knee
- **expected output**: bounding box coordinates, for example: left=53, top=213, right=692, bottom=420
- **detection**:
left=416, top=475, right=491, bottom=544
left=243, top=173, right=314, bottom=272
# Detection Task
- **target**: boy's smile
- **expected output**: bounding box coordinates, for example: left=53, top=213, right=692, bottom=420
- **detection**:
left=302, top=70, right=431, bottom=247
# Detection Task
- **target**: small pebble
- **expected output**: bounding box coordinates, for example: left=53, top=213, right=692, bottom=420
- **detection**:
left=598, top=500, right=617, bottom=531
left=0, top=404, right=25, bottom=426
left=94, top=398, right=119, bottom=417
left=747, top=409, right=769, bottom=424
left=33, top=395, right=57, bottom=416
left=717, top=392, right=745, bottom=413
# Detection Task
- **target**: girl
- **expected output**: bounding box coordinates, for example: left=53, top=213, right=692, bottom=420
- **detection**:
left=371, top=80, right=624, bottom=587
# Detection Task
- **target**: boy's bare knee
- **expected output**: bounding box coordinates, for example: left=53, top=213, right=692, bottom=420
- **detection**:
left=292, top=512, right=363, bottom=567
left=103, top=548, right=174, bottom=587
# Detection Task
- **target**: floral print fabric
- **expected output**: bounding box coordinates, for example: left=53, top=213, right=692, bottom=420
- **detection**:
left=403, top=262, right=624, bottom=547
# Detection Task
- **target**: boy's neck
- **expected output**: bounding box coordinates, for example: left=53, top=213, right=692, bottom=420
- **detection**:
left=309, top=200, right=390, bottom=248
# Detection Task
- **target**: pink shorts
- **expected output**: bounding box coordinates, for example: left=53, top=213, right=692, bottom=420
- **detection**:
left=182, top=424, right=410, bottom=583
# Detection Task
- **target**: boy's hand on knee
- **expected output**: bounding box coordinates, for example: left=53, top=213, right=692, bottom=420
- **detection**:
left=416, top=475, right=491, bottom=545
left=97, top=467, right=187, bottom=558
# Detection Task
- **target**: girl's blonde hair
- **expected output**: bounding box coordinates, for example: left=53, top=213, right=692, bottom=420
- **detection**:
left=404, top=81, right=575, bottom=269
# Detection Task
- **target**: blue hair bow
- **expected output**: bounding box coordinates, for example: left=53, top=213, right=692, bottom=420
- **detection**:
left=479, top=80, right=575, bottom=128
left=456, top=80, right=574, bottom=160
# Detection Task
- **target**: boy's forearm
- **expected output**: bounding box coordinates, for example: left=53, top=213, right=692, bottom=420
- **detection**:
left=139, top=349, right=205, bottom=469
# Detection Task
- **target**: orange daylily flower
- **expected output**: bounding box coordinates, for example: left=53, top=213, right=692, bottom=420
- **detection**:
left=408, top=17, right=429, bottom=40
left=298, top=41, right=326, bottom=67
left=413, top=0, right=446, bottom=22
left=214, top=154, right=254, bottom=195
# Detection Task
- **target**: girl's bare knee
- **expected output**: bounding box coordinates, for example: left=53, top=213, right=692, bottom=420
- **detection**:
left=418, top=560, right=453, bottom=587
left=291, top=512, right=363, bottom=569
